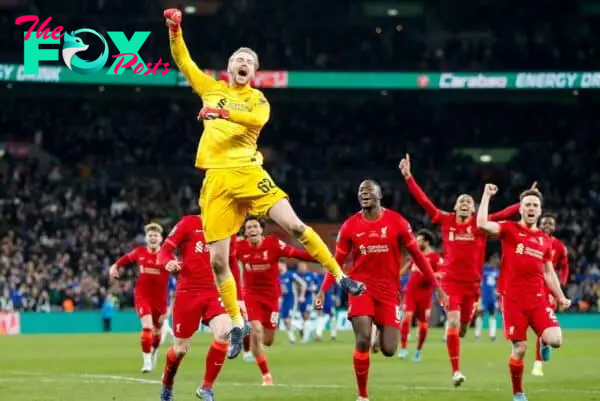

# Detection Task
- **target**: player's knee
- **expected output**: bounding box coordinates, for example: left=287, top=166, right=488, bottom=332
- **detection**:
left=446, top=314, right=460, bottom=328
left=263, top=335, right=275, bottom=347
left=210, top=253, right=229, bottom=275
left=380, top=343, right=397, bottom=357
left=288, top=221, right=307, bottom=238
left=173, top=340, right=190, bottom=356
left=544, top=329, right=563, bottom=348
left=511, top=341, right=527, bottom=359
left=355, top=334, right=371, bottom=352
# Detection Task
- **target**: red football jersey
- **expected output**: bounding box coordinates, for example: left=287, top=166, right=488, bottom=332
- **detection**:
left=336, top=208, right=415, bottom=302
left=237, top=235, right=313, bottom=299
left=405, top=176, right=519, bottom=285
left=405, top=251, right=442, bottom=293
left=497, top=221, right=552, bottom=304
left=116, top=246, right=169, bottom=302
left=162, top=215, right=227, bottom=293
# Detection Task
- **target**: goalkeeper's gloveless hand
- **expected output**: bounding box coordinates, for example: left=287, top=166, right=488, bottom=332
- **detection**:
left=197, top=107, right=230, bottom=121
left=163, top=8, right=182, bottom=34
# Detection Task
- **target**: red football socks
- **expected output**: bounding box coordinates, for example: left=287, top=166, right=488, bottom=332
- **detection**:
left=446, top=327, right=460, bottom=373
left=353, top=349, right=370, bottom=398
left=509, top=356, right=524, bottom=394
left=202, top=341, right=228, bottom=389
left=417, top=321, right=428, bottom=351
left=243, top=334, right=251, bottom=353
left=162, top=347, right=184, bottom=388
left=535, top=337, right=543, bottom=362
left=256, top=355, right=270, bottom=375
left=400, top=316, right=410, bottom=349
left=152, top=333, right=161, bottom=350
left=141, top=328, right=153, bottom=353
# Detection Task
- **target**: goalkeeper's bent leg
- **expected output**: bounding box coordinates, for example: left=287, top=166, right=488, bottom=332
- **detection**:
left=268, top=199, right=344, bottom=280
left=298, top=226, right=344, bottom=280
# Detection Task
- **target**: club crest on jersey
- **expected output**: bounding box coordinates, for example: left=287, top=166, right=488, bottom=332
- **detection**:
left=263, top=250, right=269, bottom=260
left=381, top=226, right=388, bottom=238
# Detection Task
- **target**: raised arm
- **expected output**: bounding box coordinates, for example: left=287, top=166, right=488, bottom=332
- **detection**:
left=489, top=203, right=520, bottom=221
left=277, top=240, right=315, bottom=262
left=399, top=154, right=444, bottom=222
left=164, top=9, right=216, bottom=95
left=476, top=184, right=501, bottom=235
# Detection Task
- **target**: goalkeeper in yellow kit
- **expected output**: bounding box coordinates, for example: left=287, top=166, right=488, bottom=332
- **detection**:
left=164, top=9, right=365, bottom=359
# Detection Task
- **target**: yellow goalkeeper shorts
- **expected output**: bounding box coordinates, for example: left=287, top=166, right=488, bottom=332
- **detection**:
left=199, top=165, right=287, bottom=242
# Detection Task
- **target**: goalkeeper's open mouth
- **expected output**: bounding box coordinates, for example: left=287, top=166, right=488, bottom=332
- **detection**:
left=237, top=67, right=249, bottom=77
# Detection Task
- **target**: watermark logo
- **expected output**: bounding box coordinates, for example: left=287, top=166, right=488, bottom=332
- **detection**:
left=62, top=30, right=109, bottom=75
left=15, top=15, right=170, bottom=76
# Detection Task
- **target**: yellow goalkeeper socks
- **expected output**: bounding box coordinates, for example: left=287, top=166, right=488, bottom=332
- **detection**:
left=217, top=275, right=244, bottom=327
left=299, top=226, right=344, bottom=280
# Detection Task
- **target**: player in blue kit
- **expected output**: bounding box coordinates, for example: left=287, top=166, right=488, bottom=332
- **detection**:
left=474, top=254, right=500, bottom=341
left=315, top=270, right=341, bottom=341
left=297, top=261, right=320, bottom=343
left=279, top=262, right=307, bottom=344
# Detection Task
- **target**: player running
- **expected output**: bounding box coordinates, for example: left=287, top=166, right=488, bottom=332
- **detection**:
left=474, top=254, right=500, bottom=341
left=315, top=180, right=447, bottom=401
left=278, top=262, right=307, bottom=344
left=109, top=223, right=167, bottom=373
left=163, top=8, right=364, bottom=358
left=315, top=270, right=341, bottom=342
left=476, top=184, right=571, bottom=401
left=236, top=216, right=315, bottom=385
left=297, top=262, right=320, bottom=343
left=399, top=154, right=522, bottom=386
left=532, top=213, right=570, bottom=377
left=157, top=215, right=242, bottom=401
left=398, top=229, right=442, bottom=362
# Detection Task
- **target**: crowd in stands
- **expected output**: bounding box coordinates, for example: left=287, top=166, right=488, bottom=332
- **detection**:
left=1, top=95, right=599, bottom=313
left=2, top=0, right=600, bottom=71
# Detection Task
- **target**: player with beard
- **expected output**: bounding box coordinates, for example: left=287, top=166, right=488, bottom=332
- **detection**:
left=109, top=223, right=167, bottom=373
left=316, top=180, right=447, bottom=401
left=237, top=216, right=315, bottom=385
left=477, top=185, right=571, bottom=401
left=399, top=154, right=531, bottom=386
left=163, top=8, right=365, bottom=358
left=530, top=213, right=569, bottom=376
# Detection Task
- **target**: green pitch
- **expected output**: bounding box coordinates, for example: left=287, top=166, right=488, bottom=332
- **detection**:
left=1, top=330, right=599, bottom=401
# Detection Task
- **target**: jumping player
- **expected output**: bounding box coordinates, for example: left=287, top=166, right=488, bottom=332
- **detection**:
left=476, top=184, right=571, bottom=401
left=164, top=8, right=364, bottom=358
left=399, top=154, right=523, bottom=386
left=532, top=213, right=570, bottom=377
left=237, top=216, right=315, bottom=385
left=316, top=180, right=447, bottom=401
left=109, top=223, right=167, bottom=373
left=398, top=229, right=442, bottom=362
left=278, top=262, right=307, bottom=344
left=157, top=215, right=242, bottom=401
left=474, top=254, right=500, bottom=341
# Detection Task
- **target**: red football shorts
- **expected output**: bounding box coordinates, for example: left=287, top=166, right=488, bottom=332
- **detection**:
left=403, top=289, right=434, bottom=322
left=172, top=291, right=226, bottom=339
left=441, top=280, right=479, bottom=324
left=134, top=296, right=167, bottom=328
left=348, top=292, right=402, bottom=329
left=245, top=295, right=279, bottom=330
left=502, top=297, right=559, bottom=342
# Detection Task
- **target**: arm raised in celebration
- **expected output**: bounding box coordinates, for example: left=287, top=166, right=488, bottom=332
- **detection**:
left=164, top=9, right=216, bottom=96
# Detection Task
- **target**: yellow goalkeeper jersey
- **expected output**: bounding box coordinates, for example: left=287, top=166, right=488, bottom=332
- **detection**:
left=170, top=31, right=269, bottom=169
